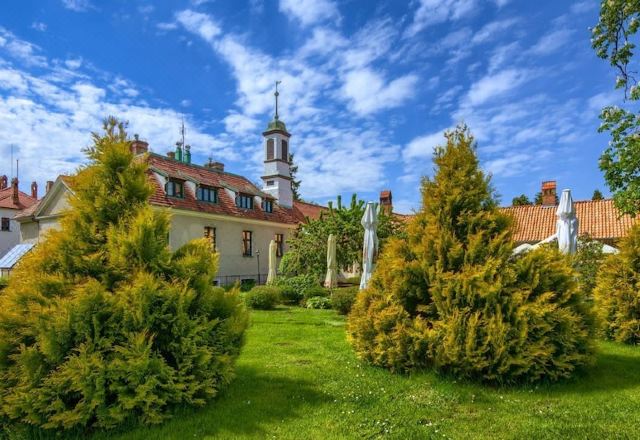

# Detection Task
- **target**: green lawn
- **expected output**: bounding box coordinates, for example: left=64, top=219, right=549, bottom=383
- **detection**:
left=16, top=306, right=640, bottom=439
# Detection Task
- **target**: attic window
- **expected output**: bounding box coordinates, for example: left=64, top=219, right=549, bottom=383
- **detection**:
left=197, top=185, right=218, bottom=203
left=236, top=193, right=254, bottom=209
left=263, top=199, right=273, bottom=213
left=165, top=179, right=184, bottom=198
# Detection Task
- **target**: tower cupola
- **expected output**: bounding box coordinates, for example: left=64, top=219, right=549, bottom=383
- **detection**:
left=261, top=81, right=293, bottom=208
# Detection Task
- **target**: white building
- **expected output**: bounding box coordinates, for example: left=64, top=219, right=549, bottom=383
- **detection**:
left=0, top=176, right=38, bottom=258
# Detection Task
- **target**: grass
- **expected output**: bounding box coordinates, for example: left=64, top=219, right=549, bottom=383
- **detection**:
left=11, top=306, right=640, bottom=439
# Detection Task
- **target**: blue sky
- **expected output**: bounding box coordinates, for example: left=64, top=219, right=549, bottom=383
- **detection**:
left=0, top=0, right=622, bottom=212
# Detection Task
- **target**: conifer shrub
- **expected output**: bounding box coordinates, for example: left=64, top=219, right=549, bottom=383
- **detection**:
left=0, top=119, right=249, bottom=432
left=331, top=287, right=358, bottom=315
left=244, top=286, right=281, bottom=310
left=594, top=225, right=640, bottom=344
left=347, top=125, right=596, bottom=383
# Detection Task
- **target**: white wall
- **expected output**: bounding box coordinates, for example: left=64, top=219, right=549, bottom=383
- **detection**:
left=0, top=208, right=22, bottom=257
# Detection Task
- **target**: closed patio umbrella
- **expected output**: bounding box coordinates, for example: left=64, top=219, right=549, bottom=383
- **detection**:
left=556, top=189, right=579, bottom=254
left=359, top=202, right=379, bottom=290
left=324, top=234, right=338, bottom=289
left=267, top=239, right=277, bottom=284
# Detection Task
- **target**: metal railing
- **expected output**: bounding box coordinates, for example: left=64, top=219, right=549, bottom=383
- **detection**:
left=215, top=273, right=266, bottom=287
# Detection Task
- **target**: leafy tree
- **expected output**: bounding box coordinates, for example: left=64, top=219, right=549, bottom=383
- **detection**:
left=288, top=153, right=302, bottom=202
left=511, top=194, right=532, bottom=206
left=280, top=194, right=404, bottom=279
left=592, top=189, right=605, bottom=200
left=0, top=118, right=248, bottom=432
left=593, top=1, right=640, bottom=216
left=347, top=124, right=595, bottom=383
left=572, top=234, right=606, bottom=301
left=594, top=224, right=640, bottom=344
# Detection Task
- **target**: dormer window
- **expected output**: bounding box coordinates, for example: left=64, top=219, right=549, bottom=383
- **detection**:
left=165, top=179, right=184, bottom=198
left=197, top=185, right=218, bottom=203
left=263, top=199, right=274, bottom=213
left=236, top=193, right=254, bottom=209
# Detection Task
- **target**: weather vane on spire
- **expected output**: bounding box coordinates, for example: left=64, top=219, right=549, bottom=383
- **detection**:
left=274, top=80, right=281, bottom=120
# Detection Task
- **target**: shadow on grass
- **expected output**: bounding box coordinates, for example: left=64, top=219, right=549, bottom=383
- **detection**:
left=6, top=365, right=331, bottom=440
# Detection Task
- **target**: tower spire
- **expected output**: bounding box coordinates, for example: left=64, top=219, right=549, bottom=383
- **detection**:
left=274, top=80, right=281, bottom=121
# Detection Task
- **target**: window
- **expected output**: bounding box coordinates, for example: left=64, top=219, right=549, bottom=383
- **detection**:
left=236, top=193, right=254, bottom=209
left=204, top=226, right=216, bottom=251
left=263, top=199, right=273, bottom=213
left=197, top=186, right=218, bottom=203
left=165, top=179, right=184, bottom=198
left=242, top=230, right=252, bottom=256
left=266, top=180, right=274, bottom=187
left=275, top=233, right=284, bottom=257
left=267, top=139, right=274, bottom=160
left=281, top=140, right=288, bottom=161
left=1, top=218, right=9, bottom=231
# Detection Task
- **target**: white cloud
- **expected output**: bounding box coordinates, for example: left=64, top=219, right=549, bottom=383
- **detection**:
left=64, top=57, right=83, bottom=70
left=341, top=68, right=418, bottom=115
left=278, top=0, right=339, bottom=26
left=403, top=131, right=444, bottom=163
left=223, top=113, right=259, bottom=135
left=529, top=29, right=573, bottom=56
left=0, top=27, right=47, bottom=67
left=406, top=0, right=478, bottom=37
left=465, top=69, right=529, bottom=106
left=472, top=18, right=518, bottom=45
left=31, top=22, right=47, bottom=32
left=61, top=0, right=93, bottom=12
left=175, top=10, right=221, bottom=43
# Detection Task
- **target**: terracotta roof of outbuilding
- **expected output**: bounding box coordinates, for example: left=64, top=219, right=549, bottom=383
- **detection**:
left=145, top=153, right=301, bottom=225
left=291, top=200, right=327, bottom=221
left=501, top=199, right=637, bottom=243
left=0, top=186, right=38, bottom=211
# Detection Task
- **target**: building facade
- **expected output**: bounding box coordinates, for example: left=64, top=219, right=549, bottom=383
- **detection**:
left=16, top=114, right=325, bottom=284
left=0, top=176, right=38, bottom=258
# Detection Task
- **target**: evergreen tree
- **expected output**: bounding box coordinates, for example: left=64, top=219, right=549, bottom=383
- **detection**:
left=347, top=125, right=595, bottom=383
left=594, top=224, right=640, bottom=344
left=592, top=189, right=604, bottom=200
left=288, top=153, right=302, bottom=201
left=511, top=194, right=532, bottom=206
left=0, top=118, right=248, bottom=432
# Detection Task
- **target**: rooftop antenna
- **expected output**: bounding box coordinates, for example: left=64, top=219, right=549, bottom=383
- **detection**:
left=180, top=116, right=186, bottom=148
left=10, top=144, right=13, bottom=178
left=16, top=159, right=18, bottom=180
left=274, top=80, right=281, bottom=120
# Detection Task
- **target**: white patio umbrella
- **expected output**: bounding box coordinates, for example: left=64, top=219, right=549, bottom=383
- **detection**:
left=556, top=189, right=579, bottom=254
left=324, top=234, right=338, bottom=289
left=267, top=239, right=277, bottom=284
left=359, top=202, right=379, bottom=290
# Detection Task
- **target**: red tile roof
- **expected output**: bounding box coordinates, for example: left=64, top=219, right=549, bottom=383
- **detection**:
left=0, top=186, right=38, bottom=211
left=501, top=199, right=636, bottom=243
left=145, top=153, right=303, bottom=225
left=291, top=200, right=327, bottom=221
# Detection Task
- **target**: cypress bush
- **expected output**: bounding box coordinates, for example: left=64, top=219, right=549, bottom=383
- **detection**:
left=347, top=125, right=595, bottom=383
left=594, top=225, right=640, bottom=344
left=0, top=118, right=249, bottom=432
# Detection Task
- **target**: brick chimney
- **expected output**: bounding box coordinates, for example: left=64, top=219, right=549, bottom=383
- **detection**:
left=380, top=190, right=392, bottom=213
left=205, top=159, right=224, bottom=172
left=46, top=180, right=54, bottom=193
left=11, top=177, right=19, bottom=205
left=541, top=181, right=557, bottom=206
left=130, top=134, right=149, bottom=155
left=0, top=175, right=7, bottom=190
left=31, top=181, right=37, bottom=199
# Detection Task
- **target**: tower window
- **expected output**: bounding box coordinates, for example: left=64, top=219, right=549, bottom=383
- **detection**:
left=281, top=140, right=288, bottom=161
left=266, top=180, right=274, bottom=186
left=263, top=199, right=273, bottom=213
left=204, top=226, right=216, bottom=251
left=165, top=179, right=184, bottom=198
left=242, top=230, right=253, bottom=256
left=1, top=218, right=9, bottom=231
left=267, top=139, right=274, bottom=160
left=275, top=233, right=284, bottom=257
left=197, top=185, right=218, bottom=203
left=236, top=193, right=254, bottom=209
